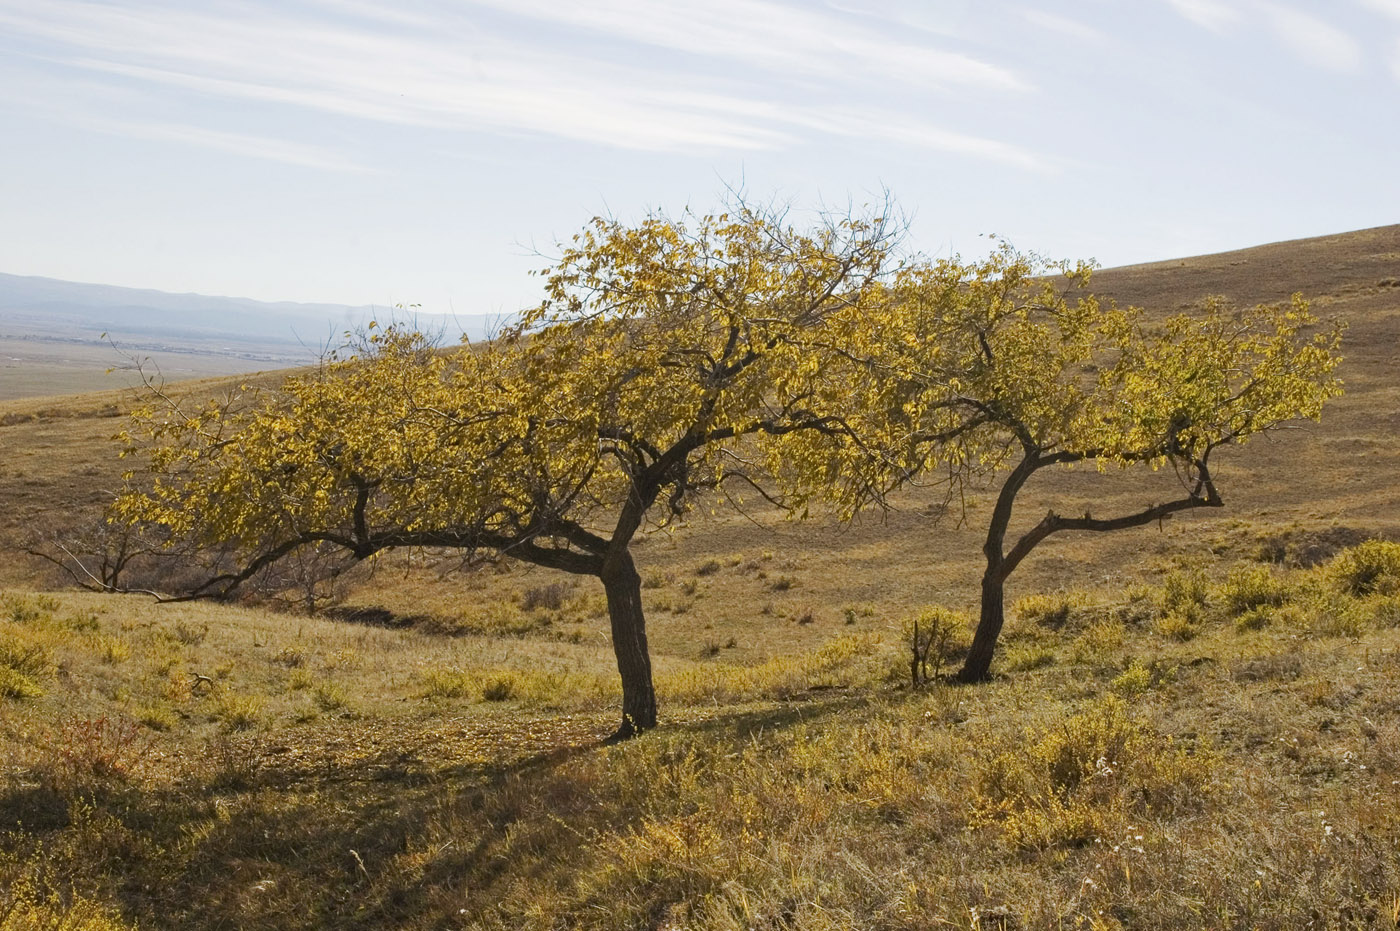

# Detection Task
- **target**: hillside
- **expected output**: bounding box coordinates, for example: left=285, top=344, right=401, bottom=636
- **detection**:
left=1, top=225, right=1399, bottom=930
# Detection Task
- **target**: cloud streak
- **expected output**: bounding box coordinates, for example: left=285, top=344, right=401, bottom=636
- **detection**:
left=0, top=0, right=1039, bottom=165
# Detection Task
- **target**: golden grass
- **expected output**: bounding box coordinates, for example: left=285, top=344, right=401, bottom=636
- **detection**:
left=0, top=545, right=1397, bottom=928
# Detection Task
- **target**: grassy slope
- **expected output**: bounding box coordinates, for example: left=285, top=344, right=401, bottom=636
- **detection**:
left=1, top=225, right=1399, bottom=929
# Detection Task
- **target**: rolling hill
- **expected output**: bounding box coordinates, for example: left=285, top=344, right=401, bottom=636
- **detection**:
left=1, top=225, right=1398, bottom=930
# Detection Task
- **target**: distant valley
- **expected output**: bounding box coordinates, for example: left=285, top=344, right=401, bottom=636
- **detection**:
left=0, top=272, right=508, bottom=400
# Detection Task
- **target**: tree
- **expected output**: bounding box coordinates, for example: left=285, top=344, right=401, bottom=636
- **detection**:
left=782, top=244, right=1344, bottom=682
left=116, top=201, right=901, bottom=739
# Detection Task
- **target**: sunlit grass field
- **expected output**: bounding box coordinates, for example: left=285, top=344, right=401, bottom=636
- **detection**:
left=2, top=225, right=1400, bottom=928
left=3, top=549, right=1400, bottom=928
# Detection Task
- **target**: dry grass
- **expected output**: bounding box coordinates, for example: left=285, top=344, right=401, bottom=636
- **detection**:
left=0, top=544, right=1399, bottom=928
left=2, top=226, right=1400, bottom=927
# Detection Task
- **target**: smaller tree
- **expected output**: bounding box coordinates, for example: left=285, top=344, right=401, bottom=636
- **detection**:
left=786, top=245, right=1344, bottom=681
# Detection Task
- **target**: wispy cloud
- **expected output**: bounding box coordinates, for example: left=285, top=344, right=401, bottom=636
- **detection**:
left=468, top=0, right=1029, bottom=93
left=1357, top=0, right=1400, bottom=20
left=1163, top=0, right=1364, bottom=72
left=1259, top=3, right=1364, bottom=72
left=1021, top=8, right=1108, bottom=43
left=0, top=0, right=1036, bottom=162
left=1164, top=0, right=1242, bottom=31
left=96, top=119, right=374, bottom=173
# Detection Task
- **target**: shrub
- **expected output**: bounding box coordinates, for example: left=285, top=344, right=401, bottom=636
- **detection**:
left=1234, top=605, right=1273, bottom=632
left=0, top=626, right=54, bottom=679
left=481, top=675, right=517, bottom=702
left=1154, top=612, right=1199, bottom=641
left=1075, top=617, right=1125, bottom=659
left=214, top=693, right=263, bottom=732
left=1014, top=591, right=1082, bottom=629
left=521, top=581, right=571, bottom=612
left=903, top=606, right=968, bottom=684
left=693, top=559, right=722, bottom=576
left=1160, top=569, right=1209, bottom=614
left=1222, top=565, right=1289, bottom=615
left=419, top=668, right=474, bottom=700
left=1112, top=661, right=1152, bottom=696
left=0, top=667, right=43, bottom=700
left=1329, top=540, right=1400, bottom=596
left=48, top=715, right=146, bottom=796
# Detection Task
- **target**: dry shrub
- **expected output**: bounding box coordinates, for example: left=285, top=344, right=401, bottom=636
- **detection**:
left=1222, top=565, right=1290, bottom=615
left=1160, top=568, right=1209, bottom=614
left=46, top=715, right=149, bottom=798
left=521, top=581, right=571, bottom=612
left=0, top=864, right=136, bottom=931
left=1014, top=591, right=1084, bottom=629
left=1329, top=539, right=1400, bottom=596
left=903, top=606, right=968, bottom=684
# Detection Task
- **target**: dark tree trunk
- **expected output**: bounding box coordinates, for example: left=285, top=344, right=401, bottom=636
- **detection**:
left=958, top=570, right=1005, bottom=682
left=600, top=550, right=656, bottom=739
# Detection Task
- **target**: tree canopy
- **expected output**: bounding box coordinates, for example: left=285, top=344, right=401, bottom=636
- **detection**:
left=116, top=201, right=902, bottom=738
left=779, top=243, right=1344, bottom=679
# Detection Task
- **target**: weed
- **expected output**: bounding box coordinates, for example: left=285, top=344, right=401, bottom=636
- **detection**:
left=135, top=705, right=176, bottom=731
left=93, top=635, right=129, bottom=664
left=419, top=668, right=474, bottom=700
left=272, top=642, right=310, bottom=667
left=694, top=559, right=721, bottom=576
left=171, top=620, right=207, bottom=645
left=1004, top=645, right=1056, bottom=672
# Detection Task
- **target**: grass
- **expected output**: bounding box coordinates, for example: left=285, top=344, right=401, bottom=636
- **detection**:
left=0, top=543, right=1398, bottom=928
left=2, top=227, right=1400, bottom=927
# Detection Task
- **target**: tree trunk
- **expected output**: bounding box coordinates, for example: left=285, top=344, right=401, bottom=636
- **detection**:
left=600, top=550, right=657, bottom=739
left=958, top=571, right=1005, bottom=682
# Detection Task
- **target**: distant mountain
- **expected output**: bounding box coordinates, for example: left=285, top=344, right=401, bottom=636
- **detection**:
left=0, top=272, right=508, bottom=364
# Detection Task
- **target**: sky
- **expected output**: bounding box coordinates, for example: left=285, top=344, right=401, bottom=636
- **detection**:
left=0, top=0, right=1397, bottom=316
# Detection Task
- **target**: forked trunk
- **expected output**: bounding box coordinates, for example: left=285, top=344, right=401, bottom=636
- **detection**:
left=600, top=550, right=656, bottom=739
left=958, top=571, right=1005, bottom=682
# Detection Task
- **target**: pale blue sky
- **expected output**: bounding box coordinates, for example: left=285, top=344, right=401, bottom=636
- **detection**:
left=1, top=0, right=1396, bottom=315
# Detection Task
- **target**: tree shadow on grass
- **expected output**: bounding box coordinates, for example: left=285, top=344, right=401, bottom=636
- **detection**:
left=5, top=688, right=908, bottom=930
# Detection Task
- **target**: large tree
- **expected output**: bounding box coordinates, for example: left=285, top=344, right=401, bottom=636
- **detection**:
left=779, top=244, right=1343, bottom=681
left=117, top=202, right=901, bottom=738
